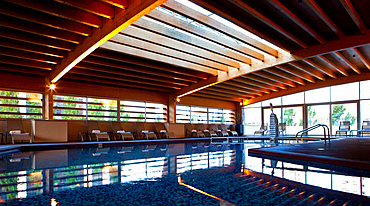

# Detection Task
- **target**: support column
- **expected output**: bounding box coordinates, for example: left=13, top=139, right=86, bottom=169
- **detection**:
left=43, top=78, right=53, bottom=120
left=168, top=93, right=176, bottom=123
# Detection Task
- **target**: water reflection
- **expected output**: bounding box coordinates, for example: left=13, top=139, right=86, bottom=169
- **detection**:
left=0, top=141, right=368, bottom=204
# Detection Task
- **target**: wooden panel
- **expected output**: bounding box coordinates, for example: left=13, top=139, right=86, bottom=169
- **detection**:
left=34, top=120, right=68, bottom=143
left=57, top=79, right=169, bottom=104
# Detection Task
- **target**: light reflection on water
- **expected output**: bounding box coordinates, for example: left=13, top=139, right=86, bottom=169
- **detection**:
left=0, top=141, right=368, bottom=204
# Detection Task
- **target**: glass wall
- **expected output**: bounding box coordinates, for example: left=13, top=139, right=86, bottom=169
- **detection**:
left=54, top=94, right=167, bottom=122
left=0, top=90, right=43, bottom=119
left=176, top=105, right=235, bottom=124
left=244, top=80, right=369, bottom=136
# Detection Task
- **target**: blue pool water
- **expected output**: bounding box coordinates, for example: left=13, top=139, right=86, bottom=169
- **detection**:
left=0, top=141, right=369, bottom=205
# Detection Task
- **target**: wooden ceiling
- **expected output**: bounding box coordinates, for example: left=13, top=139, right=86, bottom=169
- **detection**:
left=0, top=0, right=369, bottom=104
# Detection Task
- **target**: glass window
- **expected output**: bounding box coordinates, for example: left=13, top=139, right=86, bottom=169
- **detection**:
left=0, top=90, right=43, bottom=119
left=331, top=82, right=359, bottom=102
left=282, top=92, right=304, bottom=105
left=88, top=98, right=117, bottom=121
left=283, top=106, right=303, bottom=135
left=331, top=103, right=357, bottom=135
left=222, top=109, right=235, bottom=124
left=360, top=100, right=370, bottom=122
left=243, top=107, right=261, bottom=135
left=191, top=106, right=208, bottom=123
left=53, top=95, right=86, bottom=120
left=244, top=102, right=261, bottom=108
left=360, top=80, right=370, bottom=100
left=305, top=87, right=330, bottom=104
left=262, top=97, right=281, bottom=107
left=209, top=108, right=223, bottom=124
left=307, top=105, right=330, bottom=135
left=176, top=105, right=191, bottom=123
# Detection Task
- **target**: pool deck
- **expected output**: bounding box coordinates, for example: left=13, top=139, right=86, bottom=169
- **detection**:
left=249, top=137, right=370, bottom=171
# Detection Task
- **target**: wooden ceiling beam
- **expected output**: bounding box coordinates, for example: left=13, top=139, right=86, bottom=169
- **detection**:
left=229, top=0, right=308, bottom=48
left=317, top=55, right=349, bottom=77
left=222, top=81, right=272, bottom=94
left=0, top=15, right=83, bottom=44
left=198, top=89, right=252, bottom=99
left=101, top=41, right=219, bottom=75
left=303, top=0, right=345, bottom=40
left=81, top=57, right=198, bottom=83
left=275, top=65, right=316, bottom=83
left=288, top=62, right=326, bottom=80
left=334, top=51, right=361, bottom=74
left=0, top=46, right=61, bottom=64
left=50, top=0, right=168, bottom=83
left=339, top=0, right=366, bottom=34
left=70, top=68, right=182, bottom=89
left=0, top=55, right=54, bottom=70
left=353, top=48, right=370, bottom=70
left=190, top=0, right=291, bottom=51
left=214, top=84, right=267, bottom=96
left=54, top=0, right=115, bottom=19
left=189, top=93, right=241, bottom=102
left=109, top=33, right=229, bottom=72
left=254, top=71, right=297, bottom=87
left=99, top=0, right=128, bottom=9
left=0, top=27, right=75, bottom=51
left=75, top=63, right=190, bottom=86
left=4, top=0, right=103, bottom=28
left=266, top=0, right=325, bottom=44
left=302, top=59, right=337, bottom=78
left=0, top=2, right=92, bottom=36
left=234, top=77, right=280, bottom=92
left=121, top=26, right=239, bottom=68
left=265, top=67, right=306, bottom=85
left=92, top=49, right=207, bottom=80
left=0, top=63, right=49, bottom=76
left=64, top=73, right=173, bottom=92
left=162, top=0, right=276, bottom=57
left=0, top=37, right=67, bottom=58
left=133, top=17, right=252, bottom=64
left=206, top=87, right=257, bottom=97
left=244, top=74, right=289, bottom=90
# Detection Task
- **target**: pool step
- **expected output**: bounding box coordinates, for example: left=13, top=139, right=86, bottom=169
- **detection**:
left=239, top=173, right=367, bottom=206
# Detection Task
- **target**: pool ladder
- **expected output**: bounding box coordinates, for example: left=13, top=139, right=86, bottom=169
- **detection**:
left=295, top=124, right=331, bottom=144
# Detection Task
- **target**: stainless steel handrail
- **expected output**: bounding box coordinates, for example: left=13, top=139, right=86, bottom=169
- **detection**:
left=295, top=124, right=331, bottom=144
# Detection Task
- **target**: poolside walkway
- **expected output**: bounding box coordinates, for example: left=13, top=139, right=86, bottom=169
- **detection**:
left=248, top=137, right=370, bottom=171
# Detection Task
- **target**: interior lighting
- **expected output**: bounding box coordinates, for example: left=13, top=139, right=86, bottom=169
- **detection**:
left=49, top=84, right=56, bottom=90
left=176, top=97, right=180, bottom=102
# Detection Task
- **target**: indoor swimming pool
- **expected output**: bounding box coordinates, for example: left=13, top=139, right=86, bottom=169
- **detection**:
left=0, top=142, right=369, bottom=205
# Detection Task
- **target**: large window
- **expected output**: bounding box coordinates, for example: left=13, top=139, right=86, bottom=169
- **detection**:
left=176, top=105, right=235, bottom=124
left=243, top=80, right=370, bottom=136
left=331, top=103, right=357, bottom=135
left=0, top=90, right=43, bottom=119
left=54, top=95, right=166, bottom=122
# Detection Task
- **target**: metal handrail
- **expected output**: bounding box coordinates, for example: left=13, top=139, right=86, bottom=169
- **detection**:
left=295, top=124, right=331, bottom=144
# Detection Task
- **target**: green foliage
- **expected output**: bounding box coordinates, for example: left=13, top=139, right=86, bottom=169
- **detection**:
left=0, top=91, right=21, bottom=118
left=331, top=104, right=356, bottom=125
left=121, top=113, right=130, bottom=121
left=54, top=96, right=85, bottom=120
left=283, top=108, right=296, bottom=126
left=0, top=172, right=18, bottom=201
left=137, top=113, right=145, bottom=122
left=307, top=106, right=317, bottom=126
left=155, top=114, right=161, bottom=122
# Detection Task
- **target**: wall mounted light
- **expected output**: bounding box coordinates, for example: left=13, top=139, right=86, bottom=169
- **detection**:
left=49, top=84, right=56, bottom=90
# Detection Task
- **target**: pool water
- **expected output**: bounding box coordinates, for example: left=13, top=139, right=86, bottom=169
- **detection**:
left=0, top=142, right=369, bottom=205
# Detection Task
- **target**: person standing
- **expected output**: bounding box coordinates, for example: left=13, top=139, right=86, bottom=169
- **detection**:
left=269, top=103, right=279, bottom=142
